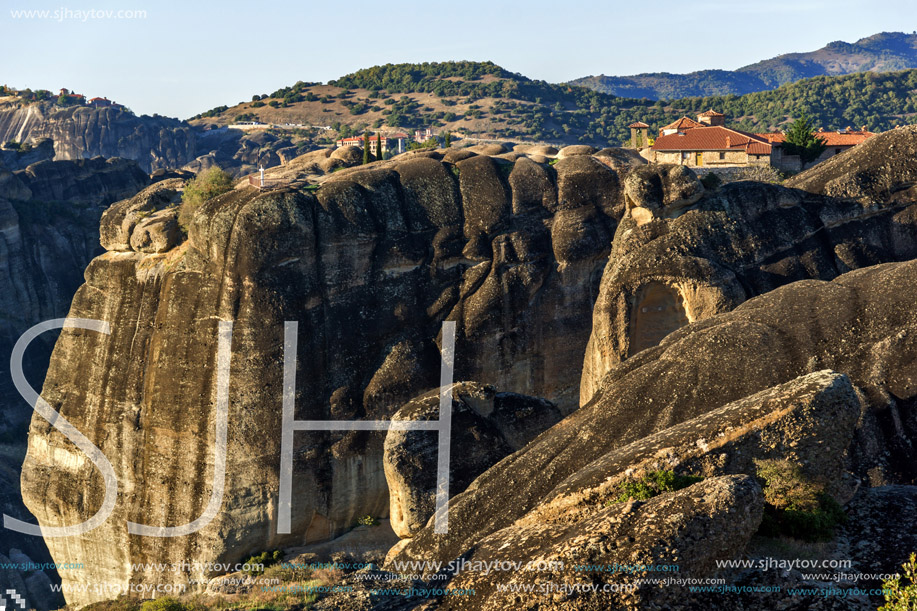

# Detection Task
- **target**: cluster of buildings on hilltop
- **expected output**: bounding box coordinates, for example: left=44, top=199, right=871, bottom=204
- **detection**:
left=628, top=110, right=874, bottom=172
left=58, top=88, right=123, bottom=109
left=336, top=129, right=441, bottom=156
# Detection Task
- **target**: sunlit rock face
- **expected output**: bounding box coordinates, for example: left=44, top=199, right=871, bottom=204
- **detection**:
left=19, top=149, right=644, bottom=605
left=0, top=103, right=196, bottom=172
left=581, top=130, right=917, bottom=405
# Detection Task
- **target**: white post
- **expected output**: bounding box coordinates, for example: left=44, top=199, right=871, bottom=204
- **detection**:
left=259, top=165, right=265, bottom=188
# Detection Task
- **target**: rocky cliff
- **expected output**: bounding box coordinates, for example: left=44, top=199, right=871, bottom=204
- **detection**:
left=0, top=156, right=149, bottom=609
left=387, top=258, right=917, bottom=609
left=0, top=102, right=196, bottom=173
left=0, top=156, right=150, bottom=435
left=581, top=126, right=917, bottom=404
left=19, top=147, right=643, bottom=605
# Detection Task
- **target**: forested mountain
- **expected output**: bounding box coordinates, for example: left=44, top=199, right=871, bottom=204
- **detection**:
left=571, top=32, right=917, bottom=99
left=190, top=61, right=917, bottom=148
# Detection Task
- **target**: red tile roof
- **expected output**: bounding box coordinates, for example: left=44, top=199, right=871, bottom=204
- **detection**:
left=756, top=130, right=874, bottom=147
left=746, top=142, right=772, bottom=156
left=628, top=121, right=650, bottom=128
left=698, top=109, right=724, bottom=117
left=660, top=116, right=703, bottom=132
left=652, top=126, right=771, bottom=154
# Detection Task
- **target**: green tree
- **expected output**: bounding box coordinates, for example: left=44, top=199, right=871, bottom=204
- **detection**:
left=377, top=133, right=383, bottom=160
left=880, top=553, right=917, bottom=610
left=444, top=132, right=451, bottom=147
left=363, top=132, right=371, bottom=164
left=782, top=115, right=827, bottom=164
left=178, top=166, right=234, bottom=233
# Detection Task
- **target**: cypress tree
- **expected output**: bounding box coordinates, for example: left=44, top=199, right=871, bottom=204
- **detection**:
left=783, top=115, right=827, bottom=165
left=444, top=132, right=451, bottom=148
left=377, top=133, right=383, bottom=160
left=362, top=132, right=370, bottom=165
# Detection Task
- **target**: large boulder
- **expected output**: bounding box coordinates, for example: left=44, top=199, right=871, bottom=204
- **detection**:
left=383, top=382, right=562, bottom=538
left=557, top=144, right=597, bottom=158
left=622, top=163, right=704, bottom=225
left=465, top=143, right=507, bottom=156
left=439, top=475, right=764, bottom=610
left=392, top=260, right=917, bottom=575
left=331, top=145, right=363, bottom=165
left=100, top=178, right=183, bottom=251
left=129, top=207, right=181, bottom=253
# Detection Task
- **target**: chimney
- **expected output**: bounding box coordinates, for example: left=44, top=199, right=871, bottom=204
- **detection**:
left=725, top=136, right=731, bottom=148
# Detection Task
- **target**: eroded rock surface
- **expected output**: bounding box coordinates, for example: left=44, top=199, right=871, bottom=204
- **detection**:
left=440, top=475, right=764, bottom=610
left=393, top=260, right=917, bottom=578
left=582, top=129, right=917, bottom=403
left=0, top=103, right=195, bottom=172
left=0, top=156, right=148, bottom=610
left=20, top=150, right=642, bottom=605
left=383, top=382, right=561, bottom=538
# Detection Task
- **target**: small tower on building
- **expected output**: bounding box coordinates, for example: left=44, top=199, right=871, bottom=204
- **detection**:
left=628, top=122, right=650, bottom=149
left=696, top=109, right=725, bottom=126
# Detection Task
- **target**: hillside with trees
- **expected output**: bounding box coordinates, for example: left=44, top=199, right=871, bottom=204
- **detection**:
left=571, top=31, right=917, bottom=99
left=187, top=62, right=917, bottom=148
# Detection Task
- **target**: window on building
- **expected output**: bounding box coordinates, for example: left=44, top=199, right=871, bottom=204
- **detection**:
left=718, top=152, right=726, bottom=160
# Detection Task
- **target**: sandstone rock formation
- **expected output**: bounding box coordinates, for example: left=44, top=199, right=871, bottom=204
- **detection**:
left=392, top=260, right=917, bottom=581
left=0, top=157, right=149, bottom=435
left=383, top=382, right=561, bottom=538
left=786, top=124, right=917, bottom=203
left=581, top=128, right=917, bottom=404
left=0, top=139, right=54, bottom=171
left=440, top=475, right=764, bottom=610
left=0, top=156, right=148, bottom=610
left=0, top=103, right=196, bottom=172
left=20, top=149, right=643, bottom=605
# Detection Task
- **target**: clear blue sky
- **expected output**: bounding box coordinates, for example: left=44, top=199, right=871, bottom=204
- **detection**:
left=1, top=0, right=914, bottom=119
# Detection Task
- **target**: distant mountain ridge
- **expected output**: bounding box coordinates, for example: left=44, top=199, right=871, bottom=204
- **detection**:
left=571, top=32, right=917, bottom=99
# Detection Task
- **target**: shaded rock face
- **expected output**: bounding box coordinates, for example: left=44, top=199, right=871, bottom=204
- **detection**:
left=842, top=486, right=917, bottom=580
left=0, top=104, right=196, bottom=173
left=186, top=128, right=305, bottom=177
left=0, top=156, right=148, bottom=609
left=20, top=152, right=640, bottom=605
left=393, top=260, right=917, bottom=575
left=581, top=148, right=917, bottom=404
left=0, top=157, right=150, bottom=435
left=383, top=382, right=562, bottom=538
left=0, top=139, right=55, bottom=171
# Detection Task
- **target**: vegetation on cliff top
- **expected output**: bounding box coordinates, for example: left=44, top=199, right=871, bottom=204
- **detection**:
left=189, top=61, right=917, bottom=148
left=178, top=167, right=233, bottom=232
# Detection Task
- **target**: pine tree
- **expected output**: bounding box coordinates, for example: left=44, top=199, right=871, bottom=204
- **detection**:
left=444, top=132, right=451, bottom=148
left=362, top=132, right=370, bottom=165
left=783, top=115, right=827, bottom=165
left=377, top=133, right=383, bottom=160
